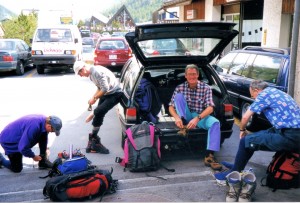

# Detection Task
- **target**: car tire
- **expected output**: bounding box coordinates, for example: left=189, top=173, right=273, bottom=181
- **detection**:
left=37, top=65, right=45, bottom=74
left=240, top=101, right=255, bottom=130
left=15, top=61, right=24, bottom=75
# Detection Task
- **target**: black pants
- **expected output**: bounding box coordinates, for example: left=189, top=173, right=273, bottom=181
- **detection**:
left=92, top=92, right=123, bottom=127
left=6, top=133, right=48, bottom=173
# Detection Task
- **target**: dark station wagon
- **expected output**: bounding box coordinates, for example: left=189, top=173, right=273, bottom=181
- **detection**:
left=116, top=22, right=239, bottom=149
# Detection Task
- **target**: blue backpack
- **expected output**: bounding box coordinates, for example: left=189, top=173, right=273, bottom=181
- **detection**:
left=135, top=78, right=162, bottom=123
left=40, top=149, right=94, bottom=178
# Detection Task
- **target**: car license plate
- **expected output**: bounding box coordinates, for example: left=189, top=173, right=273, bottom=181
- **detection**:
left=109, top=55, right=117, bottom=60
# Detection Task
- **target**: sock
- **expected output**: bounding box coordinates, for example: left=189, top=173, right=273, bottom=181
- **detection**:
left=91, top=126, right=100, bottom=137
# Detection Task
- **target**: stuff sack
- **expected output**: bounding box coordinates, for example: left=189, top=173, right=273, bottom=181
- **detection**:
left=43, top=168, right=118, bottom=201
left=116, top=122, right=161, bottom=172
left=261, top=151, right=300, bottom=191
left=135, top=78, right=162, bottom=123
left=40, top=149, right=94, bottom=178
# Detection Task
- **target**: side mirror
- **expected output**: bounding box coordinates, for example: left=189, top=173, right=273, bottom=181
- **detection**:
left=212, top=64, right=223, bottom=73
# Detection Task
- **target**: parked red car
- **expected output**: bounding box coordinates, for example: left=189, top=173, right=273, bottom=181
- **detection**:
left=94, top=37, right=132, bottom=72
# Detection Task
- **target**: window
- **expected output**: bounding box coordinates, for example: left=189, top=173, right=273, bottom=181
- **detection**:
left=227, top=53, right=250, bottom=75
left=123, top=61, right=140, bottom=96
left=245, top=55, right=281, bottom=83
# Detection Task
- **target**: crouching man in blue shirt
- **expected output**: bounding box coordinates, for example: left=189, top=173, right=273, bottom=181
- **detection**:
left=215, top=80, right=300, bottom=181
left=0, top=114, right=62, bottom=173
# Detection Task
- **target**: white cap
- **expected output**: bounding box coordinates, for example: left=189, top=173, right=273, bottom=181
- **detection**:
left=73, top=61, right=85, bottom=75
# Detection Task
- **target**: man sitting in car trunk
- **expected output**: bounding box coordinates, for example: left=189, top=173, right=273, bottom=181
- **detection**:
left=169, top=64, right=222, bottom=170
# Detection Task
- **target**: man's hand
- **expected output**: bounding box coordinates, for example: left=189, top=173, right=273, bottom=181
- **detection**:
left=240, top=130, right=248, bottom=139
left=88, top=97, right=96, bottom=105
left=187, top=117, right=199, bottom=129
left=33, top=155, right=42, bottom=162
left=175, top=118, right=184, bottom=129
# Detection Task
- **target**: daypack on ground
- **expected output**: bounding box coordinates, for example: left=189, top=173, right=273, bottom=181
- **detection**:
left=135, top=78, right=162, bottom=123
left=261, top=151, right=300, bottom=191
left=40, top=149, right=94, bottom=178
left=116, top=122, right=161, bottom=172
left=43, top=168, right=118, bottom=202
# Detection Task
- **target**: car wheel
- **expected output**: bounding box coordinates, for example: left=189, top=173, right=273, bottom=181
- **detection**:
left=15, top=61, right=24, bottom=75
left=240, top=101, right=254, bottom=129
left=37, top=65, right=45, bottom=74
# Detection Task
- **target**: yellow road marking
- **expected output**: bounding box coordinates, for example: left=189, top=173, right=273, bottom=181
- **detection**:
left=25, top=69, right=37, bottom=78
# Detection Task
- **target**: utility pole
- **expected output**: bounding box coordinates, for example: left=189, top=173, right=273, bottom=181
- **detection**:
left=288, top=0, right=300, bottom=104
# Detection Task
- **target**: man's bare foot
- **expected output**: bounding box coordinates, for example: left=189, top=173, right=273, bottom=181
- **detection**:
left=85, top=112, right=94, bottom=123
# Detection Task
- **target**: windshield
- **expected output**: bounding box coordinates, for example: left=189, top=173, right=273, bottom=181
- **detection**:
left=137, top=38, right=221, bottom=57
left=34, top=28, right=73, bottom=42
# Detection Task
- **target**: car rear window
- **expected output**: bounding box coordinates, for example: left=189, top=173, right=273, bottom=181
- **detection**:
left=98, top=40, right=126, bottom=50
left=137, top=38, right=221, bottom=57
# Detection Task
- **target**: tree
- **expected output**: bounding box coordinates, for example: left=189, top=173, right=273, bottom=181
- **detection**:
left=2, top=12, right=38, bottom=45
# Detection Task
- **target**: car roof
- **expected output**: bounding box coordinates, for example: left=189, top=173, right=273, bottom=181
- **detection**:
left=125, top=22, right=238, bottom=67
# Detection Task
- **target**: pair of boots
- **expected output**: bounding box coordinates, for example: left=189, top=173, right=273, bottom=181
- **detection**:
left=86, top=133, right=109, bottom=154
left=226, top=170, right=257, bottom=202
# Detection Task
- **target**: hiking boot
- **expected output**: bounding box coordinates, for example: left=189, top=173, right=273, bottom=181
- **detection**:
left=239, top=171, right=256, bottom=202
left=92, top=141, right=110, bottom=154
left=86, top=134, right=94, bottom=153
left=214, top=168, right=232, bottom=186
left=177, top=126, right=188, bottom=136
left=86, top=134, right=109, bottom=154
left=38, top=155, right=53, bottom=169
left=226, top=171, right=241, bottom=202
left=204, top=154, right=222, bottom=170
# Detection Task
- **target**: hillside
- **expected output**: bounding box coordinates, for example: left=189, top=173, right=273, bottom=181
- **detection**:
left=104, top=0, right=164, bottom=23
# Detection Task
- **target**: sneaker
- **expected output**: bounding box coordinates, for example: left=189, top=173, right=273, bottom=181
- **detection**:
left=204, top=154, right=222, bottom=170
left=221, top=161, right=234, bottom=169
left=226, top=171, right=241, bottom=202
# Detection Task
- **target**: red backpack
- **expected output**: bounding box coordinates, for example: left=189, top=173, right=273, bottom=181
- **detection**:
left=261, top=151, right=300, bottom=191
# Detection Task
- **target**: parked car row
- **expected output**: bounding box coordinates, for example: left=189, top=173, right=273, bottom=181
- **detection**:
left=214, top=46, right=290, bottom=131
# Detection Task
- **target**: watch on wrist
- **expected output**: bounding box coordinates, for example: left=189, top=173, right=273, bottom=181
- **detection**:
left=197, top=115, right=202, bottom=120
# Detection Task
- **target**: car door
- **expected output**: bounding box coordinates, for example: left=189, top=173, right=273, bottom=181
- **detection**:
left=20, top=40, right=33, bottom=66
left=220, top=53, right=252, bottom=109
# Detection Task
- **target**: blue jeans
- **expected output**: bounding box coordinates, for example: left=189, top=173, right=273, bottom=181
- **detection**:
left=173, top=93, right=221, bottom=151
left=232, top=127, right=300, bottom=172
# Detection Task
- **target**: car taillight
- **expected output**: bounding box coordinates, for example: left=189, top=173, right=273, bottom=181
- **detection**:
left=126, top=108, right=136, bottom=122
left=152, top=50, right=160, bottom=55
left=2, top=55, right=13, bottom=61
left=224, top=104, right=233, bottom=117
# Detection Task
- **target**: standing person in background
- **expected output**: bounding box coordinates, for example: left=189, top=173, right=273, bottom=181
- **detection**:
left=169, top=64, right=222, bottom=171
left=215, top=80, right=300, bottom=181
left=73, top=61, right=123, bottom=154
left=0, top=114, right=62, bottom=173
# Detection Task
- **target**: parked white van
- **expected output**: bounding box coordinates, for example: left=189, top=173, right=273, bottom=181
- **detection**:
left=31, top=25, right=83, bottom=74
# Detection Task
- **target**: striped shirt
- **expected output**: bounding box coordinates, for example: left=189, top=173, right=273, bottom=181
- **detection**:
left=169, top=81, right=215, bottom=113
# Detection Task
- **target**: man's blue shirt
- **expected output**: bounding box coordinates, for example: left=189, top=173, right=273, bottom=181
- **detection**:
left=250, top=87, right=300, bottom=129
left=0, top=114, right=47, bottom=157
